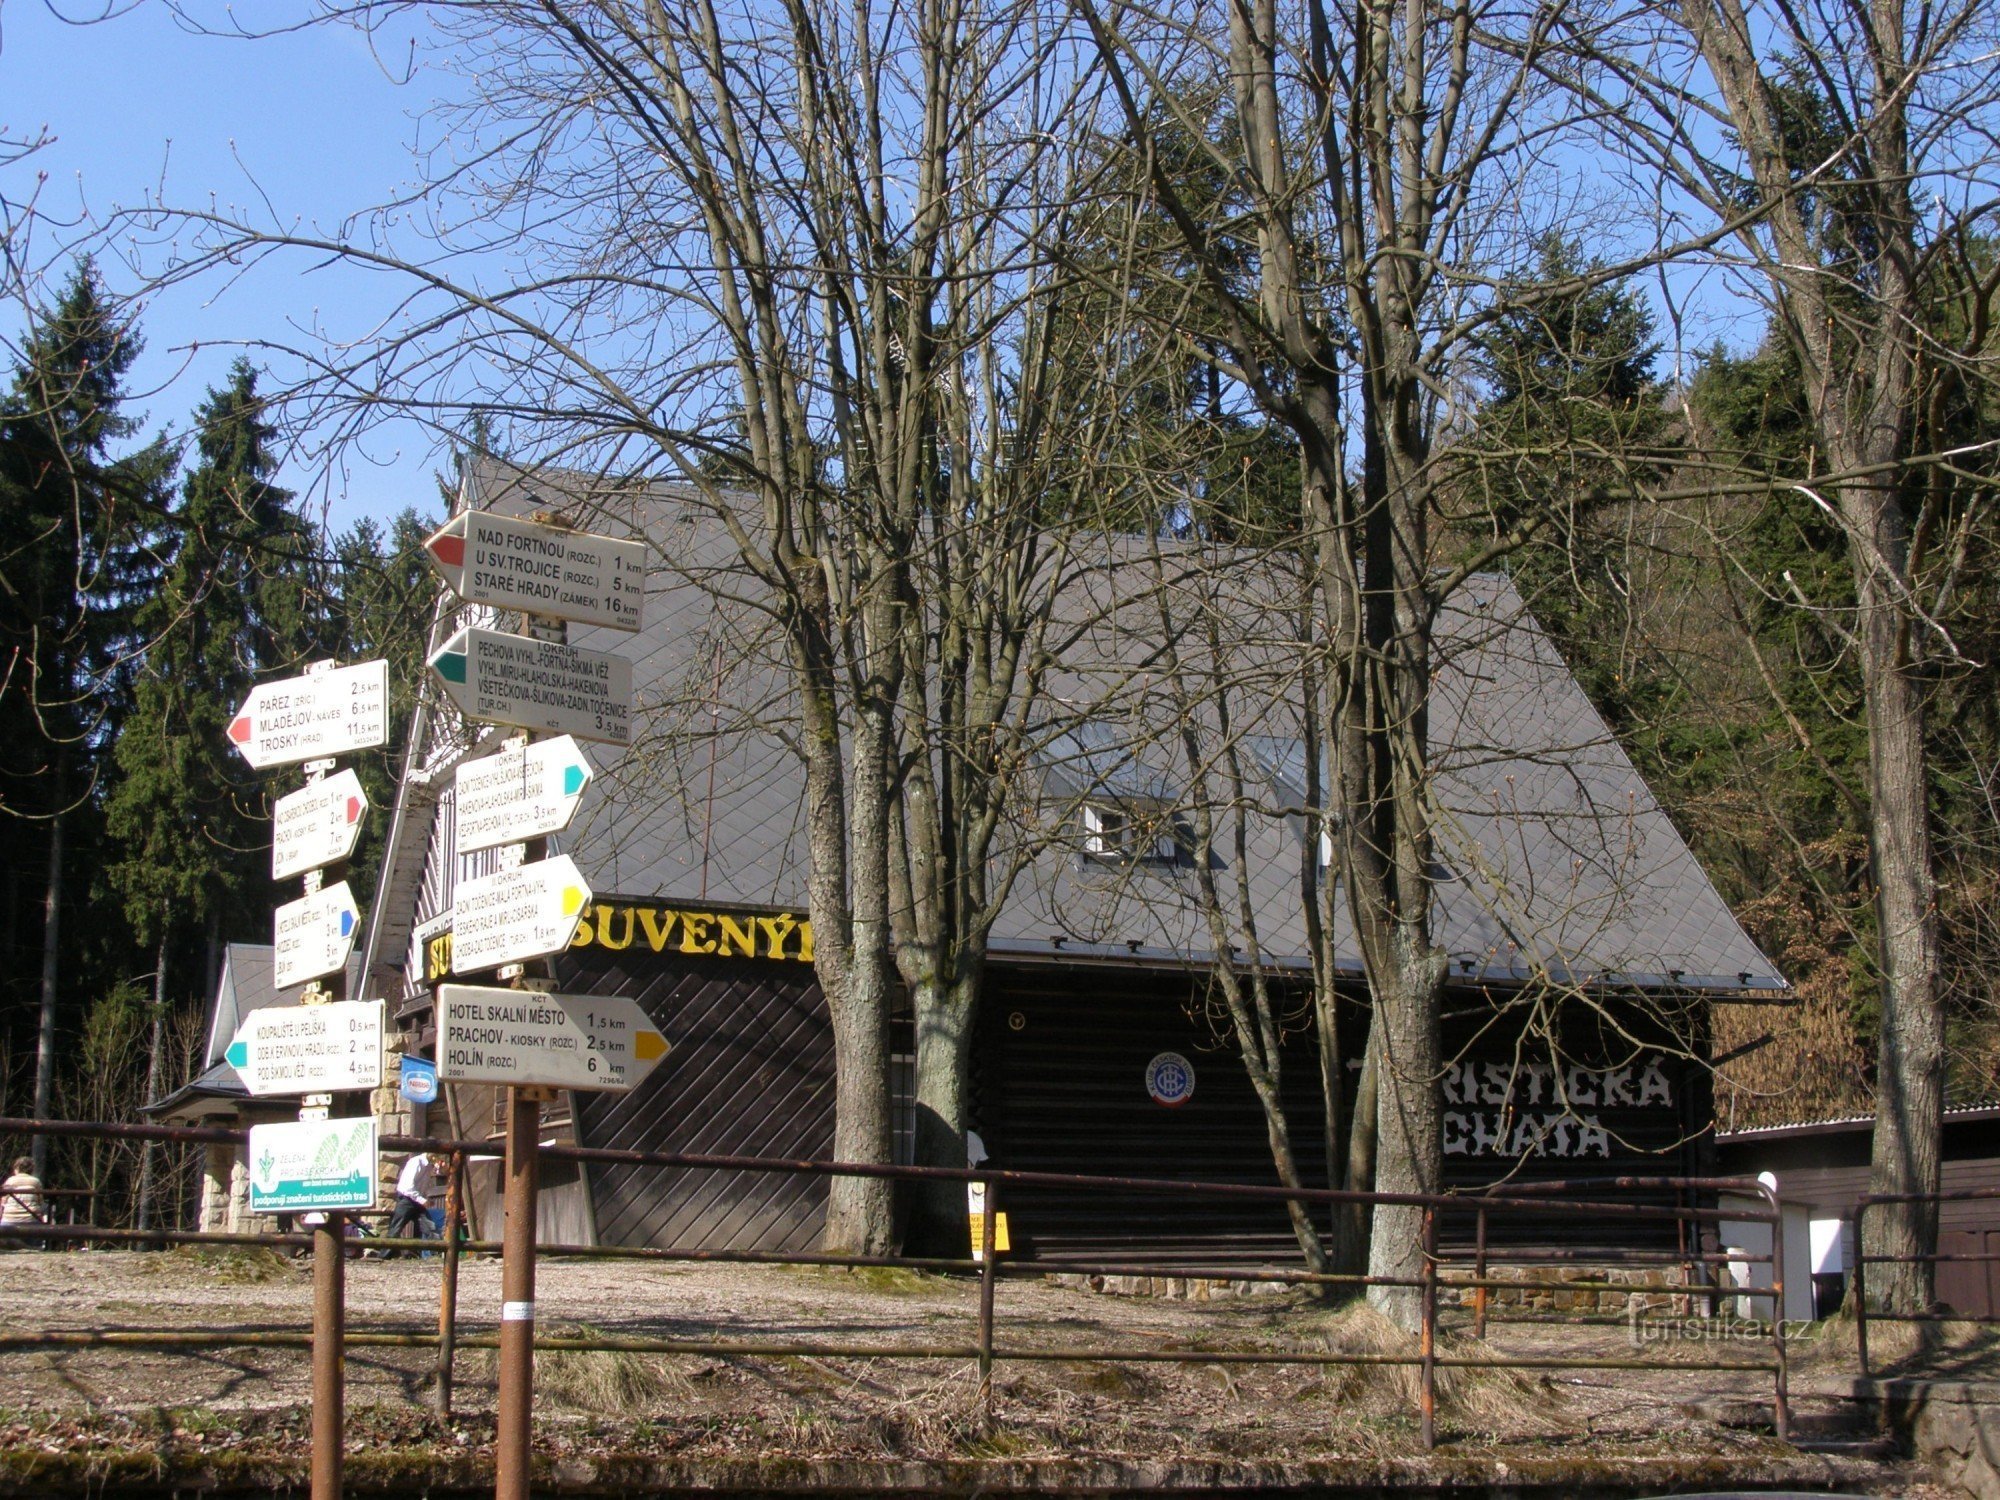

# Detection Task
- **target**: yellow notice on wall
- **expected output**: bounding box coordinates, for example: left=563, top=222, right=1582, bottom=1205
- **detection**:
left=969, top=1211, right=1011, bottom=1261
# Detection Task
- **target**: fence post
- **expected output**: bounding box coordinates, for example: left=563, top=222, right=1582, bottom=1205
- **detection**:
left=1853, top=1200, right=1870, bottom=1378
left=434, top=1149, right=465, bottom=1420
left=1473, top=1205, right=1489, bottom=1340
left=1419, top=1206, right=1438, bottom=1451
left=1768, top=1191, right=1790, bottom=1442
left=495, top=1088, right=544, bottom=1500
left=977, top=1177, right=997, bottom=1432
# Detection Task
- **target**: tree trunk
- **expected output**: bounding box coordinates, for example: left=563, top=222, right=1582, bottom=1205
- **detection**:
left=136, top=924, right=171, bottom=1232
left=1364, top=939, right=1446, bottom=1328
left=31, top=806, right=62, bottom=1180
left=1850, top=480, right=1944, bottom=1312
left=908, top=968, right=981, bottom=1253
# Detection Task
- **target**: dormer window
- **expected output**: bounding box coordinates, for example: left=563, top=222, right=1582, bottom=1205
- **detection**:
left=1082, top=802, right=1186, bottom=865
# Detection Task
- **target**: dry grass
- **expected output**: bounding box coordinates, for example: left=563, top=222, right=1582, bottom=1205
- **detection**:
left=1296, top=1301, right=1567, bottom=1436
left=462, top=1323, right=698, bottom=1414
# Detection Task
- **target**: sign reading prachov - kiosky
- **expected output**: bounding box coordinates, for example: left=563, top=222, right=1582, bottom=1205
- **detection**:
left=451, top=854, right=592, bottom=973
left=436, top=984, right=669, bottom=1092
left=424, top=511, right=646, bottom=632
left=429, top=627, right=632, bottom=745
left=227, top=660, right=389, bottom=770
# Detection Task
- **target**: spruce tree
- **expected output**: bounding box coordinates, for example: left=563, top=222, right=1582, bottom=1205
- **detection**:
left=0, top=261, right=166, bottom=1171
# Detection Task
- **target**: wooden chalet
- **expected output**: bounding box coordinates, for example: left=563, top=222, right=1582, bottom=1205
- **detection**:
left=359, top=461, right=1788, bottom=1263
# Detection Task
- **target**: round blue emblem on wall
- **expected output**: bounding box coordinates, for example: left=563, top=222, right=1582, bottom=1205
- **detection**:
left=1146, top=1051, right=1195, bottom=1108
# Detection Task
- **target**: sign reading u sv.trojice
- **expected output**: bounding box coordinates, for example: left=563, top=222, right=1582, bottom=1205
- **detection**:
left=450, top=854, right=593, bottom=974
left=227, top=660, right=390, bottom=769
left=226, top=999, right=384, bottom=1095
left=248, top=1116, right=379, bottom=1214
left=272, top=769, right=369, bottom=880
left=424, top=511, right=646, bottom=632
left=454, top=735, right=593, bottom=855
left=429, top=627, right=632, bottom=745
left=273, top=880, right=360, bottom=989
left=435, top=984, right=668, bottom=1092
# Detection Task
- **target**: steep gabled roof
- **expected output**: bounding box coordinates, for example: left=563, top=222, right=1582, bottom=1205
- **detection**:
left=366, top=461, right=1784, bottom=996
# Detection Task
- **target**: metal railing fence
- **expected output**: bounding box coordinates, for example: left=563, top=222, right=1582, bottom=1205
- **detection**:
left=0, top=1116, right=1790, bottom=1451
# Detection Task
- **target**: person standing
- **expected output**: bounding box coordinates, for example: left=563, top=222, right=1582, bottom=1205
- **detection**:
left=2, top=1157, right=45, bottom=1249
left=384, top=1151, right=442, bottom=1256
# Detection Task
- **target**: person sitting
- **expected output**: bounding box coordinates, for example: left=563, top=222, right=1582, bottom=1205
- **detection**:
left=2, top=1156, right=45, bottom=1249
left=383, top=1152, right=443, bottom=1257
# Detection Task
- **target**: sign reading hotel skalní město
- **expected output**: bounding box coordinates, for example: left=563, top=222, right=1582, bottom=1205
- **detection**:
left=435, top=984, right=669, bottom=1092
left=428, top=626, right=633, bottom=746
left=271, top=769, right=369, bottom=881
left=454, top=734, right=594, bottom=856
left=450, top=854, right=593, bottom=974
left=423, top=511, right=646, bottom=633
left=273, top=880, right=361, bottom=989
left=227, top=660, right=390, bottom=770
left=248, top=1116, right=380, bottom=1214
left=226, top=999, right=385, bottom=1096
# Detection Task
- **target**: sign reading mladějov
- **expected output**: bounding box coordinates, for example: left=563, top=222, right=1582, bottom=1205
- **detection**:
left=272, top=769, right=369, bottom=881
left=424, top=511, right=646, bottom=632
left=249, top=1116, right=379, bottom=1214
left=226, top=999, right=385, bottom=1095
left=450, top=854, right=593, bottom=974
left=428, top=627, right=632, bottom=746
left=227, top=660, right=390, bottom=770
left=435, top=984, right=668, bottom=1092
left=274, top=880, right=361, bottom=989
left=454, top=734, right=593, bottom=856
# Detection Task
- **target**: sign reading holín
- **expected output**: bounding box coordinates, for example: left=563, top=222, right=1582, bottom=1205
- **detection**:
left=435, top=984, right=669, bottom=1092
left=428, top=627, right=632, bottom=746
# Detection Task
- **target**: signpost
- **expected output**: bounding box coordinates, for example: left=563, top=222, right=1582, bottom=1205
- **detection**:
left=225, top=999, right=384, bottom=1096
left=422, top=508, right=652, bottom=1500
left=423, top=511, right=646, bottom=632
left=227, top=660, right=390, bottom=769
left=435, top=985, right=669, bottom=1091
left=247, top=1117, right=380, bottom=1215
left=454, top=735, right=593, bottom=855
left=450, top=855, right=592, bottom=974
left=273, top=770, right=369, bottom=880
left=428, top=627, right=633, bottom=745
left=273, top=880, right=361, bottom=989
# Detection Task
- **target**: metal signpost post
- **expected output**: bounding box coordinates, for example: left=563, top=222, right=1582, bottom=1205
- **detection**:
left=425, top=510, right=643, bottom=1500
left=229, top=659, right=389, bottom=1500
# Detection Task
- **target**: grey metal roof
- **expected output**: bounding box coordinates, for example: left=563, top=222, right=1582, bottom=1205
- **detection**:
left=377, top=462, right=1784, bottom=996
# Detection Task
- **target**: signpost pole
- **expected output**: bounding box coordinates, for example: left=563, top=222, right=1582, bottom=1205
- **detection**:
left=299, top=742, right=348, bottom=1500
left=312, top=1212, right=346, bottom=1500
left=495, top=1085, right=543, bottom=1500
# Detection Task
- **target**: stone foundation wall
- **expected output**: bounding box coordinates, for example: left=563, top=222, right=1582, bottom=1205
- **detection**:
left=1449, top=1264, right=1704, bottom=1316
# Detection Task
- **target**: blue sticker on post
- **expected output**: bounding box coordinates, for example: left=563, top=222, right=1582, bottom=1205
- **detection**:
left=1145, top=1051, right=1195, bottom=1108
left=400, top=1054, right=439, bottom=1105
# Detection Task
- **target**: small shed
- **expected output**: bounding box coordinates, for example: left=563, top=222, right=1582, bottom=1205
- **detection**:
left=1717, top=1107, right=2000, bottom=1317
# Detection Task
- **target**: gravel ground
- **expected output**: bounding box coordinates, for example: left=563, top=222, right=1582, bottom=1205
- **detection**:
left=0, top=1247, right=1966, bottom=1492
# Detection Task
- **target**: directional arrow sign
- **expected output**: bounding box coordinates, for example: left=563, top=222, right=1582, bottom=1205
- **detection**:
left=450, top=854, right=592, bottom=974
left=436, top=984, right=669, bottom=1092
left=454, top=735, right=593, bottom=856
left=425, top=511, right=646, bottom=632
left=273, top=880, right=361, bottom=989
left=272, top=770, right=370, bottom=880
left=225, top=999, right=385, bottom=1095
left=227, top=660, right=390, bottom=769
left=429, top=627, right=632, bottom=746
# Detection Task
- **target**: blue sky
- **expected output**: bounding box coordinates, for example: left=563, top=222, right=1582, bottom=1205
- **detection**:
left=2, top=1, right=445, bottom=532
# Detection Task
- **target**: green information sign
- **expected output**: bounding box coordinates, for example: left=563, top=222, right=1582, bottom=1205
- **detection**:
left=248, top=1117, right=379, bottom=1214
